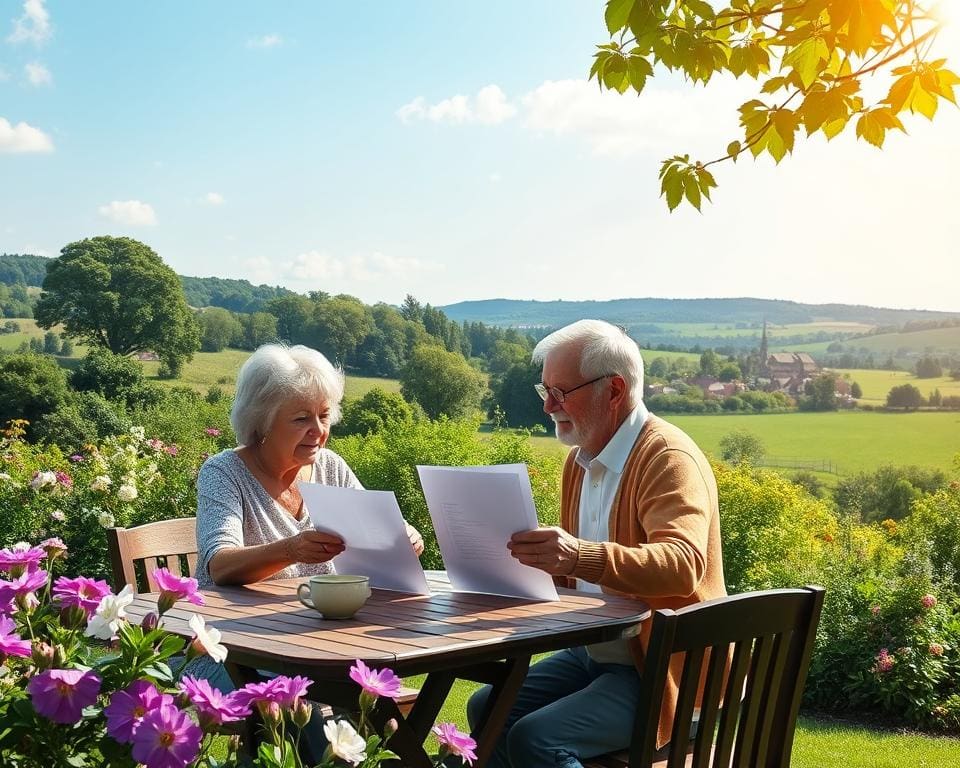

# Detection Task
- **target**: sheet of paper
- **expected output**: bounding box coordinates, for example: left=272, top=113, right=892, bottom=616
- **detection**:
left=299, top=483, right=430, bottom=595
left=417, top=464, right=559, bottom=601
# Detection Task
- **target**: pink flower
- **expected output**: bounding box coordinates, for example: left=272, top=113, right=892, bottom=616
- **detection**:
left=164, top=444, right=179, bottom=456
left=0, top=543, right=46, bottom=574
left=872, top=648, right=895, bottom=674
left=432, top=722, right=478, bottom=765
left=204, top=428, right=221, bottom=437
left=27, top=668, right=102, bottom=724
left=870, top=605, right=881, bottom=616
left=69, top=454, right=85, bottom=462
left=0, top=568, right=49, bottom=610
left=105, top=680, right=174, bottom=743
left=921, top=594, right=937, bottom=609
left=179, top=676, right=251, bottom=726
left=349, top=658, right=402, bottom=701
left=53, top=576, right=112, bottom=618
left=40, top=537, right=68, bottom=558
left=929, top=642, right=945, bottom=657
left=55, top=471, right=73, bottom=489
left=0, top=614, right=32, bottom=661
left=153, top=568, right=204, bottom=613
left=233, top=675, right=312, bottom=710
left=131, top=703, right=202, bottom=768
left=146, top=438, right=165, bottom=452
left=51, top=510, right=67, bottom=522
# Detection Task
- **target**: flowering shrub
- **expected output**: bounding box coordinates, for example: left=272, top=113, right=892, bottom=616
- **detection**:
left=0, top=538, right=477, bottom=767
left=0, top=420, right=227, bottom=580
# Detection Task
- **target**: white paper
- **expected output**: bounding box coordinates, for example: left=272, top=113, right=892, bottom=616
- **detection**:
left=416, top=464, right=559, bottom=601
left=299, top=483, right=430, bottom=595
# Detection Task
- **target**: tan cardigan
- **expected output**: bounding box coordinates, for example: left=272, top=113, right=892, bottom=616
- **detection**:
left=558, top=414, right=726, bottom=750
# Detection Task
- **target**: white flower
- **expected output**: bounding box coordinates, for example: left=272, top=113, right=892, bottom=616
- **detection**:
left=97, top=511, right=115, bottom=528
left=323, top=719, right=367, bottom=765
left=51, top=510, right=66, bottom=522
left=30, top=470, right=57, bottom=490
left=0, top=472, right=11, bottom=482
left=130, top=426, right=145, bottom=442
left=90, top=474, right=112, bottom=492
left=188, top=614, right=228, bottom=663
left=85, top=585, right=135, bottom=640
left=117, top=484, right=138, bottom=502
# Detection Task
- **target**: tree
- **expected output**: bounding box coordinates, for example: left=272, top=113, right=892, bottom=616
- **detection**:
left=850, top=381, right=863, bottom=399
left=593, top=0, right=956, bottom=210
left=699, top=349, right=720, bottom=377
left=719, top=428, right=766, bottom=465
left=886, top=383, right=923, bottom=409
left=718, top=361, right=742, bottom=381
left=916, top=356, right=943, bottom=378
left=400, top=346, right=486, bottom=420
left=241, top=311, right=278, bottom=350
left=801, top=373, right=838, bottom=411
left=35, top=237, right=200, bottom=375
left=42, top=330, right=61, bottom=355
left=197, top=307, right=242, bottom=352
left=491, top=362, right=552, bottom=429
left=834, top=464, right=947, bottom=522
left=0, top=353, right=71, bottom=438
left=338, top=388, right=414, bottom=436
left=306, top=295, right=374, bottom=366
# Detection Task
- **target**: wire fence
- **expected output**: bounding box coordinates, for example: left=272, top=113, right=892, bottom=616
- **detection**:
left=754, top=456, right=840, bottom=474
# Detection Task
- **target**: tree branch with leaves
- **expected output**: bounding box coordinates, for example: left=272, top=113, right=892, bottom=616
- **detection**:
left=592, top=0, right=957, bottom=210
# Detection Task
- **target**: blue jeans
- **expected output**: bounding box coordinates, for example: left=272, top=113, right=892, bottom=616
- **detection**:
left=466, top=647, right=641, bottom=768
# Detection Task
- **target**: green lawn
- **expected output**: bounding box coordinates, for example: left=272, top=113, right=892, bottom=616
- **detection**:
left=528, top=411, right=960, bottom=475
left=792, top=325, right=960, bottom=359
left=835, top=368, right=960, bottom=406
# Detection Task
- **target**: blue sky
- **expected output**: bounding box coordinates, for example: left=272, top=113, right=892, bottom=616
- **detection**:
left=2, top=1, right=958, bottom=312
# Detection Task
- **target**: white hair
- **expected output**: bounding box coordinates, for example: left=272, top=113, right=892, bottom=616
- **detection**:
left=230, top=344, right=345, bottom=447
left=531, top=319, right=644, bottom=405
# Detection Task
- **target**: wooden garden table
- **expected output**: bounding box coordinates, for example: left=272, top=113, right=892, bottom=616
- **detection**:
left=126, top=572, right=649, bottom=768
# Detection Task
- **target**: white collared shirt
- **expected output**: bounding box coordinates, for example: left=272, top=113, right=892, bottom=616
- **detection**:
left=575, top=401, right=649, bottom=665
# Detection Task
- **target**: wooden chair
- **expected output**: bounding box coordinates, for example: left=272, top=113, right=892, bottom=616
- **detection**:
left=586, top=585, right=825, bottom=768
left=105, top=517, right=419, bottom=717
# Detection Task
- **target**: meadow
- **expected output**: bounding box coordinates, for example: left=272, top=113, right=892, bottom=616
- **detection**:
left=792, top=325, right=960, bottom=359
left=652, top=320, right=874, bottom=338
left=835, top=368, right=960, bottom=405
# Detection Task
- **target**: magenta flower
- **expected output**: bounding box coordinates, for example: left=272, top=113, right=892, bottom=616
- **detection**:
left=153, top=568, right=204, bottom=613
left=204, top=427, right=221, bottom=437
left=929, top=642, right=945, bottom=656
left=349, top=659, right=402, bottom=700
left=27, top=668, right=102, bottom=724
left=40, top=537, right=68, bottom=558
left=131, top=704, right=202, bottom=768
left=432, top=722, right=478, bottom=765
left=53, top=576, right=112, bottom=617
left=164, top=444, right=179, bottom=456
left=0, top=568, right=49, bottom=610
left=0, top=614, right=32, bottom=661
left=872, top=648, right=895, bottom=674
left=146, top=438, right=165, bottom=452
left=0, top=543, right=46, bottom=574
left=55, top=471, right=73, bottom=489
left=105, top=680, right=174, bottom=743
left=921, top=594, right=937, bottom=609
left=233, top=675, right=312, bottom=709
left=69, top=454, right=85, bottom=462
left=179, top=676, right=251, bottom=726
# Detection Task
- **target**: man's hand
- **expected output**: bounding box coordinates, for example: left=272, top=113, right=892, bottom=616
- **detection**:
left=508, top=526, right=581, bottom=576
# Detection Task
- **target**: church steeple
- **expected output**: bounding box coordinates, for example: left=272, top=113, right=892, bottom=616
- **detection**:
left=759, top=320, right=769, bottom=375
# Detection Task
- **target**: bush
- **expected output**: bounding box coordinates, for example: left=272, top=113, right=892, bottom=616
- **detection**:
left=338, top=387, right=414, bottom=436
left=718, top=429, right=765, bottom=465
left=0, top=353, right=71, bottom=440
left=834, top=465, right=949, bottom=523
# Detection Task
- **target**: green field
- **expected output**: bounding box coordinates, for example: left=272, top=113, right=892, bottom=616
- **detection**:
left=649, top=321, right=874, bottom=339
left=835, top=369, right=960, bottom=405
left=638, top=347, right=701, bottom=364
left=792, top=325, right=960, bottom=358
left=530, top=411, right=960, bottom=475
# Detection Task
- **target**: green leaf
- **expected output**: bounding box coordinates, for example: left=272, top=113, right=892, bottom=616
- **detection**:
left=684, top=0, right=716, bottom=21
left=726, top=140, right=741, bottom=162
left=784, top=35, right=830, bottom=89
left=601, top=55, right=630, bottom=93
left=660, top=166, right=685, bottom=212
left=697, top=167, right=717, bottom=201
left=605, top=0, right=636, bottom=34
left=683, top=173, right=703, bottom=211
left=627, top=55, right=653, bottom=93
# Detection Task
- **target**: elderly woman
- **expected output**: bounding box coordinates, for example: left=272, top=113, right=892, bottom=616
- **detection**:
left=196, top=343, right=424, bottom=589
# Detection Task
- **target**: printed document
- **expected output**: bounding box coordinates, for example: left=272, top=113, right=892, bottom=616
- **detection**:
left=299, top=483, right=430, bottom=595
left=417, top=464, right=559, bottom=601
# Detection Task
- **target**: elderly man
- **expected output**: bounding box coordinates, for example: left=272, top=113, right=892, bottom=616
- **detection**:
left=467, top=319, right=726, bottom=768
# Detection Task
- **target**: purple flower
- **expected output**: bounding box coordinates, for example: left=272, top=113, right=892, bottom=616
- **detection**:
left=349, top=658, right=402, bottom=701
left=204, top=428, right=221, bottom=437
left=55, top=471, right=73, bottom=489
left=0, top=614, right=32, bottom=661
left=105, top=680, right=174, bottom=743
left=179, top=676, right=251, bottom=726
left=233, top=675, right=312, bottom=709
left=0, top=568, right=49, bottom=610
left=0, top=543, right=46, bottom=574
left=69, top=454, right=85, bottom=462
left=131, top=704, right=202, bottom=768
left=164, top=444, right=179, bottom=456
left=53, top=576, right=112, bottom=617
left=153, top=568, right=204, bottom=613
left=921, top=594, right=937, bottom=609
left=27, top=668, right=102, bottom=724
left=432, top=722, right=478, bottom=765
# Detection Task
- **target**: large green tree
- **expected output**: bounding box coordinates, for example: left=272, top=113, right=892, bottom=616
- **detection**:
left=593, top=0, right=956, bottom=210
left=400, top=345, right=486, bottom=420
left=36, top=237, right=200, bottom=373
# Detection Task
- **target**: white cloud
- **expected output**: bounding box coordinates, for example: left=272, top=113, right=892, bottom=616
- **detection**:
left=7, top=0, right=51, bottom=45
left=397, top=84, right=517, bottom=126
left=247, top=34, right=282, bottom=49
left=0, top=117, right=53, bottom=153
left=97, top=200, right=157, bottom=227
left=25, top=62, right=51, bottom=86
left=489, top=171, right=502, bottom=183
left=203, top=192, right=224, bottom=206
left=249, top=250, right=433, bottom=287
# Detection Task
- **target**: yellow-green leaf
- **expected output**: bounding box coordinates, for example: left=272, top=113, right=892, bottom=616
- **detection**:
left=855, top=112, right=884, bottom=147
left=605, top=0, right=636, bottom=35
left=661, top=167, right=685, bottom=212
left=784, top=35, right=830, bottom=89
left=727, top=140, right=742, bottom=162
left=683, top=173, right=703, bottom=211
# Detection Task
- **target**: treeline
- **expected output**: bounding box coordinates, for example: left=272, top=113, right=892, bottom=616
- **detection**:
left=0, top=283, right=33, bottom=318
left=179, top=275, right=295, bottom=313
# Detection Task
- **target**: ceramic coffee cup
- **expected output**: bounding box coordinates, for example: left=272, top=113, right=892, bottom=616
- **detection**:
left=297, top=574, right=371, bottom=619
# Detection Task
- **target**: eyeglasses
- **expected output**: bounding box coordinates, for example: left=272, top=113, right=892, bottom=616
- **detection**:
left=534, top=375, right=611, bottom=403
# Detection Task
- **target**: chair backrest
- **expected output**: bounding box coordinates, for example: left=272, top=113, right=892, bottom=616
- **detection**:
left=106, top=518, right=199, bottom=594
left=629, top=586, right=825, bottom=768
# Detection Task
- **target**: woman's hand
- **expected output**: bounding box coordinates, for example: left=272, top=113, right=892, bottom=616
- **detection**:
left=286, top=530, right=345, bottom=564
left=405, top=522, right=425, bottom=556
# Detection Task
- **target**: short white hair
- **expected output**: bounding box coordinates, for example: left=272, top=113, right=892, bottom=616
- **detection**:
left=230, top=344, right=345, bottom=447
left=531, top=319, right=644, bottom=405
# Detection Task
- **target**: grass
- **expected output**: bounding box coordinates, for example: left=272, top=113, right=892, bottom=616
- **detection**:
left=792, top=325, right=960, bottom=358
left=528, top=411, right=960, bottom=475
left=652, top=321, right=874, bottom=339
left=834, top=368, right=960, bottom=406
